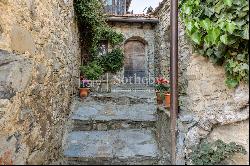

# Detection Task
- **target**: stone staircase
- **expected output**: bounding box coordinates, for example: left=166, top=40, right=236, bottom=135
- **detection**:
left=62, top=91, right=171, bottom=165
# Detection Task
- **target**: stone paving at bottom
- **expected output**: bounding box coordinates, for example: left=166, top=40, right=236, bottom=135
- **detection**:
left=63, top=91, right=170, bottom=165
left=64, top=129, right=159, bottom=160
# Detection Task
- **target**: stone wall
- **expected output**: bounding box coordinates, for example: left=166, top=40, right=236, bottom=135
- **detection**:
left=154, top=0, right=190, bottom=94
left=208, top=120, right=249, bottom=165
left=154, top=0, right=170, bottom=78
left=154, top=0, right=249, bottom=165
left=181, top=55, right=249, bottom=165
left=0, top=0, right=80, bottom=164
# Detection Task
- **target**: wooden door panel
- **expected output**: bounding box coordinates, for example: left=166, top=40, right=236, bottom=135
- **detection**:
left=124, top=40, right=146, bottom=81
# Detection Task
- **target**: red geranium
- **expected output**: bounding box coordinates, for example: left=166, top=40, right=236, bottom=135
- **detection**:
left=156, top=77, right=169, bottom=84
left=155, top=77, right=170, bottom=93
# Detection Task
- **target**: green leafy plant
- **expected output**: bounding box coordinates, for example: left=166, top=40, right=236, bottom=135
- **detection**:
left=179, top=0, right=249, bottom=88
left=74, top=0, right=124, bottom=79
left=79, top=61, right=104, bottom=80
left=74, top=0, right=124, bottom=57
left=102, top=29, right=124, bottom=46
left=190, top=139, right=247, bottom=165
left=99, top=48, right=124, bottom=73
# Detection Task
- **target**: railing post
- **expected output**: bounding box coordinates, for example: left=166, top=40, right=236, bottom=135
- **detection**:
left=170, top=0, right=179, bottom=165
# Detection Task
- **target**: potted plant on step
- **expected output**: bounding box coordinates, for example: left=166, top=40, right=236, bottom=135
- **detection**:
left=79, top=79, right=90, bottom=98
left=155, top=88, right=164, bottom=105
left=155, top=77, right=171, bottom=108
left=79, top=61, right=104, bottom=94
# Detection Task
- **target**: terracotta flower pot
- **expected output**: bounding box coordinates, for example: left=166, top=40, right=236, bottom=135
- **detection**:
left=79, top=88, right=90, bottom=98
left=164, top=93, right=171, bottom=108
left=156, top=91, right=163, bottom=104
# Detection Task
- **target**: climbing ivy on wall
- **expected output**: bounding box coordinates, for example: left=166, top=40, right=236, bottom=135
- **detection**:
left=74, top=0, right=124, bottom=57
left=74, top=0, right=125, bottom=79
left=99, top=48, right=124, bottom=73
left=179, top=0, right=249, bottom=88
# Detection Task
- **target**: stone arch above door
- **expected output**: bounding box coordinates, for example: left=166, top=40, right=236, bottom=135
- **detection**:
left=125, top=36, right=149, bottom=46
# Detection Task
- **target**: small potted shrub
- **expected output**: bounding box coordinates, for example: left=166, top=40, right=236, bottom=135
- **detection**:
left=79, top=61, right=104, bottom=80
left=79, top=61, right=104, bottom=95
left=79, top=79, right=90, bottom=98
left=155, top=77, right=170, bottom=107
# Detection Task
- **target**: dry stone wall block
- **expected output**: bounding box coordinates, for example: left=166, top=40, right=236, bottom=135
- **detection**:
left=10, top=26, right=36, bottom=54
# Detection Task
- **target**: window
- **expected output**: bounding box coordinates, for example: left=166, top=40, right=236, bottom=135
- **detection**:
left=107, top=0, right=112, bottom=5
left=104, top=0, right=112, bottom=6
left=104, top=0, right=126, bottom=15
left=98, top=40, right=108, bottom=57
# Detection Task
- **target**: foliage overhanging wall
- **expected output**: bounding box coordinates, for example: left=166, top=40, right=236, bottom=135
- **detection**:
left=74, top=0, right=124, bottom=79
left=179, top=0, right=249, bottom=88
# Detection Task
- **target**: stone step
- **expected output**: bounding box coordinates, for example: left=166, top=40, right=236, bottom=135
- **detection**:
left=111, top=85, right=155, bottom=91
left=70, top=100, right=158, bottom=131
left=63, top=129, right=160, bottom=165
left=88, top=90, right=156, bottom=105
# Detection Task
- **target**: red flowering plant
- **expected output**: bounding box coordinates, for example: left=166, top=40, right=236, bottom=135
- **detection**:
left=155, top=77, right=170, bottom=93
left=80, top=77, right=90, bottom=88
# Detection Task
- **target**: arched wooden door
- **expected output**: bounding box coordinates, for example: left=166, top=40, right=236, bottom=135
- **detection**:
left=124, top=40, right=146, bottom=83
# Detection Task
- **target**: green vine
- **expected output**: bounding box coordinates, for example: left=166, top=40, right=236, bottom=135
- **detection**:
left=74, top=0, right=125, bottom=80
left=190, top=140, right=247, bottom=165
left=102, top=30, right=124, bottom=47
left=99, top=48, right=124, bottom=74
left=179, top=0, right=249, bottom=88
left=79, top=61, right=104, bottom=80
left=74, top=0, right=124, bottom=57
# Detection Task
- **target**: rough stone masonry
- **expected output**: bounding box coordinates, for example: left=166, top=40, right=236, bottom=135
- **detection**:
left=154, top=0, right=249, bottom=165
left=0, top=0, right=80, bottom=164
left=0, top=0, right=249, bottom=165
